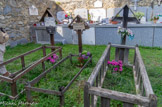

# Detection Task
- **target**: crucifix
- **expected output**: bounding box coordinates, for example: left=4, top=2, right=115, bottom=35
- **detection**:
left=112, top=5, right=139, bottom=45
left=112, top=5, right=140, bottom=61
left=68, top=15, right=89, bottom=53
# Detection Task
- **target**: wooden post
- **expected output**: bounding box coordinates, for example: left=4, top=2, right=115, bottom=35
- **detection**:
left=59, top=86, right=65, bottom=107
left=50, top=34, right=55, bottom=52
left=21, top=56, right=25, bottom=70
left=119, top=6, right=129, bottom=61
left=101, top=97, right=110, bottom=107
left=11, top=82, right=17, bottom=97
left=84, top=82, right=90, bottom=107
left=68, top=15, right=89, bottom=54
left=42, top=45, right=46, bottom=72
left=59, top=49, right=62, bottom=59
left=46, top=27, right=55, bottom=52
left=121, top=6, right=129, bottom=45
left=77, top=30, right=83, bottom=53
left=60, top=95, right=64, bottom=107
left=112, top=5, right=139, bottom=61
left=26, top=84, right=33, bottom=103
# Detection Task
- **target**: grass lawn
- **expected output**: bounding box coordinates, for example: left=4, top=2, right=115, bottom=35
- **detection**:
left=0, top=43, right=162, bottom=107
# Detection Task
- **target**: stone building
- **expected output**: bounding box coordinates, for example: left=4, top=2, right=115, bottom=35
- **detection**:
left=0, top=0, right=158, bottom=47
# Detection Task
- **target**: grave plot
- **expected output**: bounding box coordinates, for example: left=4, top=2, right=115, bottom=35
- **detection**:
left=84, top=43, right=157, bottom=107
left=25, top=54, right=92, bottom=107
left=0, top=46, right=62, bottom=99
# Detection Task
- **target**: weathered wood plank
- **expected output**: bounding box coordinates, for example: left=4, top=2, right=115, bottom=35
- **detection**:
left=111, top=44, right=135, bottom=49
left=88, top=87, right=150, bottom=106
left=84, top=82, right=90, bottom=107
left=101, top=97, right=110, bottom=107
left=62, top=57, right=92, bottom=93
left=124, top=48, right=129, bottom=65
left=21, top=56, right=25, bottom=69
left=0, top=46, right=42, bottom=67
left=26, top=84, right=33, bottom=102
left=115, top=48, right=120, bottom=61
left=25, top=86, right=61, bottom=96
left=135, top=47, right=154, bottom=97
left=0, top=75, right=13, bottom=83
left=11, top=82, right=17, bottom=97
left=87, top=44, right=111, bottom=85
left=30, top=56, right=69, bottom=85
left=91, top=95, right=95, bottom=107
left=13, top=48, right=62, bottom=81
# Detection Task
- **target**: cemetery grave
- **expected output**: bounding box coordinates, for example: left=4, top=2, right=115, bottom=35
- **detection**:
left=0, top=1, right=161, bottom=106
left=25, top=54, right=92, bottom=107
left=84, top=5, right=157, bottom=107
left=0, top=45, right=62, bottom=99
left=84, top=43, right=157, bottom=107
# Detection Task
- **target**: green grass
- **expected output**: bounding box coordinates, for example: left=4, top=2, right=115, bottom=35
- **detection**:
left=0, top=43, right=162, bottom=107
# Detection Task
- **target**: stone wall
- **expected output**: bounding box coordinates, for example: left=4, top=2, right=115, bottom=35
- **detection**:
left=54, top=0, right=157, bottom=12
left=0, top=0, right=159, bottom=47
left=0, top=0, right=63, bottom=47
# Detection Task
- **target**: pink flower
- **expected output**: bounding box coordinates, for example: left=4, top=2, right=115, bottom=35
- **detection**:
left=119, top=68, right=123, bottom=72
left=119, top=64, right=123, bottom=67
left=50, top=58, right=55, bottom=64
left=118, top=60, right=122, bottom=64
left=47, top=57, right=52, bottom=60
left=107, top=61, right=111, bottom=64
left=114, top=68, right=118, bottom=71
left=114, top=62, right=119, bottom=66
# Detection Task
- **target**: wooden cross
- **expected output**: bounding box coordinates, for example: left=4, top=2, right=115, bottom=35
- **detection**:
left=68, top=15, right=89, bottom=53
left=112, top=5, right=140, bottom=45
left=112, top=5, right=139, bottom=61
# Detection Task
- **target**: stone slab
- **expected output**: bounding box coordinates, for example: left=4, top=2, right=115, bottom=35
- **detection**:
left=153, top=27, right=162, bottom=47
left=89, top=8, right=106, bottom=22
left=82, top=28, right=95, bottom=45
left=95, top=27, right=121, bottom=45
left=126, top=27, right=154, bottom=47
left=74, top=8, right=88, bottom=19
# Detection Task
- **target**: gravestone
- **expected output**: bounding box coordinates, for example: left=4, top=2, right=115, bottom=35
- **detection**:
left=94, top=0, right=103, bottom=8
left=74, top=8, right=88, bottom=19
left=89, top=9, right=106, bottom=22
left=44, top=17, right=56, bottom=27
left=29, top=5, right=38, bottom=15
left=57, top=11, right=66, bottom=22
left=68, top=15, right=89, bottom=53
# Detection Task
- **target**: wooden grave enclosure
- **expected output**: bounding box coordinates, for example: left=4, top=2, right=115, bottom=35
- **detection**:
left=25, top=54, right=92, bottom=107
left=84, top=43, right=157, bottom=107
left=0, top=45, right=62, bottom=99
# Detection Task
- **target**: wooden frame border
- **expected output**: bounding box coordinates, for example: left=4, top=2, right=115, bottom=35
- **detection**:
left=25, top=54, right=92, bottom=107
left=84, top=43, right=157, bottom=107
left=0, top=46, right=62, bottom=99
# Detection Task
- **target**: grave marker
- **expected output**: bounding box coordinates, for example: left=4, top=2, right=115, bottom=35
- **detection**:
left=74, top=9, right=88, bottom=19
left=89, top=9, right=106, bottom=22
left=39, top=8, right=57, bottom=51
left=68, top=15, right=89, bottom=53
left=29, top=5, right=38, bottom=15
left=112, top=5, right=139, bottom=61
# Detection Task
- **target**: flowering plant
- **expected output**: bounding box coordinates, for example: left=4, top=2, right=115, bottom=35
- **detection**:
left=107, top=60, right=123, bottom=73
left=47, top=54, right=59, bottom=64
left=77, top=50, right=91, bottom=67
left=117, top=26, right=134, bottom=40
